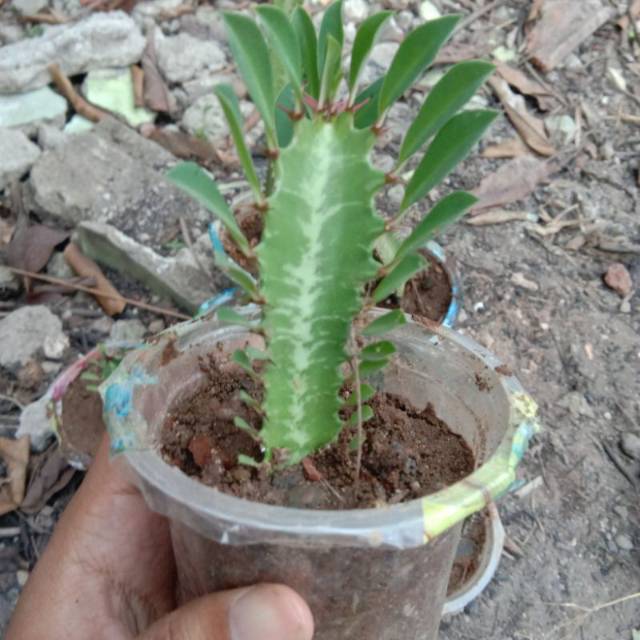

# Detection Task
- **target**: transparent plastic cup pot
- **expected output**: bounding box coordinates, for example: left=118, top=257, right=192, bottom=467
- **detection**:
left=101, top=315, right=539, bottom=640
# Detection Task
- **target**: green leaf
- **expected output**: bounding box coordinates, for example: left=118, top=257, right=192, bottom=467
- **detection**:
left=319, top=35, right=342, bottom=106
left=257, top=115, right=385, bottom=464
left=349, top=11, right=392, bottom=97
left=232, top=349, right=255, bottom=376
left=348, top=404, right=374, bottom=425
left=398, top=60, right=495, bottom=164
left=292, top=7, right=319, bottom=98
left=360, top=340, right=396, bottom=361
left=362, top=309, right=407, bottom=336
left=167, top=162, right=249, bottom=255
left=359, top=358, right=390, bottom=377
left=214, top=84, right=262, bottom=203
left=246, top=346, right=270, bottom=361
left=234, top=416, right=260, bottom=438
left=216, top=306, right=258, bottom=329
left=317, top=0, right=343, bottom=79
left=256, top=5, right=303, bottom=104
left=401, top=109, right=498, bottom=211
left=223, top=12, right=276, bottom=148
left=274, top=0, right=302, bottom=16
left=344, top=383, right=376, bottom=405
left=238, top=454, right=261, bottom=468
left=373, top=252, right=427, bottom=303
left=394, top=191, right=477, bottom=262
left=353, top=77, right=384, bottom=129
left=379, top=15, right=460, bottom=116
left=276, top=84, right=296, bottom=148
left=80, top=371, right=101, bottom=381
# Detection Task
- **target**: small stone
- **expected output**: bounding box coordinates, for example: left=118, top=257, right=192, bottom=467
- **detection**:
left=89, top=316, right=114, bottom=335
left=82, top=68, right=155, bottom=127
left=620, top=299, right=631, bottom=314
left=0, top=87, right=67, bottom=135
left=37, top=124, right=68, bottom=150
left=17, top=359, right=45, bottom=390
left=109, top=319, right=146, bottom=343
left=511, top=272, right=539, bottom=292
left=0, top=128, right=41, bottom=190
left=419, top=1, right=441, bottom=21
left=43, top=333, right=70, bottom=360
left=0, top=265, right=20, bottom=299
left=613, top=505, right=629, bottom=520
left=603, top=263, right=632, bottom=297
left=46, top=252, right=74, bottom=280
left=620, top=432, right=640, bottom=461
left=615, top=534, right=634, bottom=551
left=0, top=306, right=66, bottom=369
left=15, top=570, right=29, bottom=588
left=12, top=0, right=47, bottom=13
left=387, top=184, right=404, bottom=209
left=0, top=23, right=25, bottom=45
left=63, top=115, right=94, bottom=134
left=148, top=319, right=165, bottom=334
left=155, top=32, right=226, bottom=84
left=545, top=114, right=577, bottom=147
left=344, top=0, right=369, bottom=22
left=558, top=392, right=595, bottom=419
left=17, top=392, right=54, bottom=451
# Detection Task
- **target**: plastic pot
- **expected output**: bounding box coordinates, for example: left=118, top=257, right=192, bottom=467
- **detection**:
left=101, top=315, right=539, bottom=640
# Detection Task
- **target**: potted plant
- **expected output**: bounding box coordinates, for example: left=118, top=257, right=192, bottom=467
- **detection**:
left=101, top=4, right=540, bottom=639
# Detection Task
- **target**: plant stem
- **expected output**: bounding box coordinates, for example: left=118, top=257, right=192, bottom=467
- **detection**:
left=350, top=331, right=364, bottom=487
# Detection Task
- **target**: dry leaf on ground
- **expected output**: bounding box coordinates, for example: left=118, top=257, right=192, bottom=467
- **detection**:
left=63, top=242, right=126, bottom=315
left=0, top=218, right=15, bottom=247
left=141, top=126, right=219, bottom=163
left=526, top=0, right=615, bottom=72
left=7, top=218, right=68, bottom=275
left=0, top=436, right=30, bottom=516
left=495, top=62, right=555, bottom=110
left=21, top=445, right=75, bottom=514
left=472, top=156, right=556, bottom=211
left=142, top=31, right=175, bottom=114
left=482, top=137, right=529, bottom=159
left=489, top=77, right=556, bottom=156
left=466, top=210, right=536, bottom=226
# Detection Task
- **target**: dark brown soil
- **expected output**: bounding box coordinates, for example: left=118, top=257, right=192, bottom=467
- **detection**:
left=59, top=376, right=105, bottom=464
left=381, top=250, right=452, bottom=322
left=161, top=354, right=474, bottom=510
left=221, top=205, right=263, bottom=274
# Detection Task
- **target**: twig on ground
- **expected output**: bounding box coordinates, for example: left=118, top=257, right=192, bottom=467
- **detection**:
left=48, top=63, right=110, bottom=123
left=6, top=267, right=190, bottom=320
left=18, top=11, right=68, bottom=24
left=0, top=394, right=25, bottom=411
left=458, top=0, right=507, bottom=31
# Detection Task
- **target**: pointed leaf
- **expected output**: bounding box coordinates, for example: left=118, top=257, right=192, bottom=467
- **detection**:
left=359, top=358, right=390, bottom=377
left=214, top=84, right=262, bottom=202
left=217, top=306, right=260, bottom=329
left=399, top=60, right=495, bottom=164
left=362, top=309, right=407, bottom=337
left=379, top=15, right=460, bottom=116
left=373, top=252, right=427, bottom=303
left=167, top=162, right=249, bottom=254
left=401, top=109, right=498, bottom=211
left=395, top=191, right=477, bottom=261
left=276, top=84, right=296, bottom=148
left=349, top=11, right=392, bottom=96
left=223, top=12, right=276, bottom=147
left=317, top=0, right=343, bottom=78
left=319, top=35, right=342, bottom=106
left=344, top=383, right=376, bottom=405
left=234, top=416, right=260, bottom=439
left=361, top=340, right=396, bottom=361
left=238, top=454, right=261, bottom=467
left=232, top=349, right=255, bottom=376
left=246, top=346, right=270, bottom=361
left=215, top=252, right=259, bottom=299
left=238, top=390, right=261, bottom=410
left=348, top=404, right=374, bottom=425
left=353, top=77, right=384, bottom=129
left=256, top=5, right=303, bottom=103
left=292, top=6, right=319, bottom=98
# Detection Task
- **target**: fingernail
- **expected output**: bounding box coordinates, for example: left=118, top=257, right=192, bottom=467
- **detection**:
left=229, top=585, right=312, bottom=640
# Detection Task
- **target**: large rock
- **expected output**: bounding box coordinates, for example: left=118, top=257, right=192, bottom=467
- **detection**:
left=27, top=119, right=208, bottom=245
left=155, top=31, right=226, bottom=84
left=0, top=128, right=41, bottom=190
left=0, top=306, right=66, bottom=369
left=0, top=86, right=67, bottom=135
left=0, top=12, right=145, bottom=93
left=75, top=222, right=228, bottom=314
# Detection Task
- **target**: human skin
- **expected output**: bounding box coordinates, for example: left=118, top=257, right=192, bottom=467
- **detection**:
left=6, top=438, right=314, bottom=640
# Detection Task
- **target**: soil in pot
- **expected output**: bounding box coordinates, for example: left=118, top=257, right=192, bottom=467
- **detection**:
left=161, top=354, right=474, bottom=510
left=60, top=375, right=105, bottom=463
left=380, top=249, right=452, bottom=323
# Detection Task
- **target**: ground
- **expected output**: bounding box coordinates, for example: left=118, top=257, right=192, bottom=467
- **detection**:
left=0, top=0, right=639, bottom=638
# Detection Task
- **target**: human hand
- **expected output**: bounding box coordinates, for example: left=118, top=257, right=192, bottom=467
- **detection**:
left=6, top=437, right=314, bottom=640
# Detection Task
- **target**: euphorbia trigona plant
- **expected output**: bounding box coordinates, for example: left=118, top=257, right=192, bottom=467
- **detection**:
left=169, top=0, right=497, bottom=468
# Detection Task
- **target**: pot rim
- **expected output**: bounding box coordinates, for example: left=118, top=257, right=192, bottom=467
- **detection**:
left=105, top=318, right=539, bottom=549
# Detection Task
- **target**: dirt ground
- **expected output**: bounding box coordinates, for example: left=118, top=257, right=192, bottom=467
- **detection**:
left=0, top=0, right=639, bottom=638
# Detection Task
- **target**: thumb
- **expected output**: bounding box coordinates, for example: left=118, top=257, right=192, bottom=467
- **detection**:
left=138, top=584, right=314, bottom=640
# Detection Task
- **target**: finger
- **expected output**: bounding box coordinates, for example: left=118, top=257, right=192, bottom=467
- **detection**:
left=138, top=584, right=314, bottom=640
